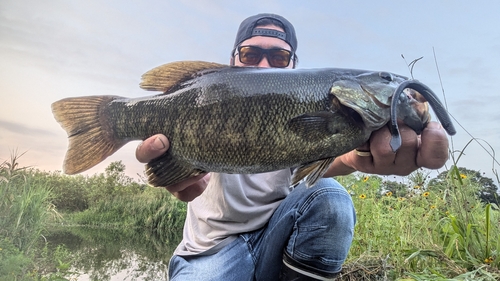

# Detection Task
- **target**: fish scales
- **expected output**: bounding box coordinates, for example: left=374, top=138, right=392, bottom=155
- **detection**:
left=105, top=67, right=367, bottom=173
left=51, top=61, right=455, bottom=187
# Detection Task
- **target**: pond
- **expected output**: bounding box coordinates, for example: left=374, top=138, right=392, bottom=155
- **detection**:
left=45, top=226, right=182, bottom=280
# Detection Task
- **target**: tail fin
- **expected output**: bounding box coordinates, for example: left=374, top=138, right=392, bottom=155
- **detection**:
left=51, top=95, right=126, bottom=174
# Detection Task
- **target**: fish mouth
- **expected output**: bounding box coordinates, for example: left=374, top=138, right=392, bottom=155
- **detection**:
left=402, top=88, right=430, bottom=124
left=388, top=80, right=456, bottom=151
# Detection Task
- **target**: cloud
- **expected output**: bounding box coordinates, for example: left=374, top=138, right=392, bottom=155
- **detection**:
left=1, top=0, right=499, bottom=182
left=0, top=119, right=56, bottom=137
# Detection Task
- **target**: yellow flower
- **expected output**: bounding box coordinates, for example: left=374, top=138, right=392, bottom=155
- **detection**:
left=359, top=194, right=366, bottom=199
left=484, top=257, right=494, bottom=264
left=398, top=197, right=406, bottom=201
left=460, top=174, right=467, bottom=179
left=363, top=176, right=369, bottom=182
left=385, top=191, right=393, bottom=197
left=414, top=185, right=421, bottom=189
left=430, top=205, right=436, bottom=209
left=423, top=192, right=430, bottom=197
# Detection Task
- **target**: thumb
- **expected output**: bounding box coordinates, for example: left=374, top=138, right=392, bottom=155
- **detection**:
left=136, top=134, right=169, bottom=163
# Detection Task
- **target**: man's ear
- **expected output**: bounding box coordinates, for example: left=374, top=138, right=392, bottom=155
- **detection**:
left=230, top=56, right=235, bottom=66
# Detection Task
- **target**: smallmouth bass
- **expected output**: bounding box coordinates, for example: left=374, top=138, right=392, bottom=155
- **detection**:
left=51, top=61, right=455, bottom=187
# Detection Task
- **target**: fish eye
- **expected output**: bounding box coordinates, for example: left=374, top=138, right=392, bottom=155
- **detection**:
left=379, top=72, right=393, bottom=82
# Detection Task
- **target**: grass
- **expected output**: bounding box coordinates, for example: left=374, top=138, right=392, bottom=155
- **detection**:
left=1, top=150, right=499, bottom=280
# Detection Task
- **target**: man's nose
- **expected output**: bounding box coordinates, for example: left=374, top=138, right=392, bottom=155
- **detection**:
left=257, top=55, right=271, bottom=68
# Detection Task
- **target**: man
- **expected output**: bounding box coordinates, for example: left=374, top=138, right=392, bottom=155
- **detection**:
left=136, top=14, right=449, bottom=280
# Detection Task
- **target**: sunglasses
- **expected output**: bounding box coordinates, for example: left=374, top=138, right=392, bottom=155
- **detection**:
left=235, top=45, right=294, bottom=68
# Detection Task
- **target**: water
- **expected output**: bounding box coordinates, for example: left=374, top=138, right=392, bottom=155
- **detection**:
left=45, top=226, right=181, bottom=280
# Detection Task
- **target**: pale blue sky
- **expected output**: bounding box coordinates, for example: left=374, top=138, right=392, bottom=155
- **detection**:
left=1, top=0, right=499, bottom=182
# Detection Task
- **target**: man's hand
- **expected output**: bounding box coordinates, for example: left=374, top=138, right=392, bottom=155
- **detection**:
left=136, top=134, right=209, bottom=202
left=325, top=121, right=449, bottom=177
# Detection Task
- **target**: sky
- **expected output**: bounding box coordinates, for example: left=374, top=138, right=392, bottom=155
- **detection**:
left=1, top=0, right=499, bottom=184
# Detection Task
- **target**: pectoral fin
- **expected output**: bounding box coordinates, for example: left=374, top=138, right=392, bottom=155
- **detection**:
left=288, top=111, right=342, bottom=140
left=145, top=152, right=205, bottom=187
left=292, top=157, right=336, bottom=188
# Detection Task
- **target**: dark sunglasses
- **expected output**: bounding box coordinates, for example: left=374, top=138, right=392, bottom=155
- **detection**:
left=235, top=45, right=294, bottom=68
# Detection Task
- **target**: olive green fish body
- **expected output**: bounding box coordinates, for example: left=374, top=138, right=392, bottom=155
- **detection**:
left=52, top=61, right=454, bottom=187
left=101, top=68, right=368, bottom=172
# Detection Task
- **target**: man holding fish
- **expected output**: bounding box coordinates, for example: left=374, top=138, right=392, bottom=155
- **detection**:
left=135, top=13, right=449, bottom=281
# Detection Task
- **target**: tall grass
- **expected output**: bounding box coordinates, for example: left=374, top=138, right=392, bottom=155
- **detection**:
left=0, top=153, right=64, bottom=280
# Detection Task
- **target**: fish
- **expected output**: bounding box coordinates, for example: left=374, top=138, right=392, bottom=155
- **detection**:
left=51, top=61, right=456, bottom=187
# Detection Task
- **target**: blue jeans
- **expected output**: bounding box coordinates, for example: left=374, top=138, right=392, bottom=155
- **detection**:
left=168, top=178, right=356, bottom=281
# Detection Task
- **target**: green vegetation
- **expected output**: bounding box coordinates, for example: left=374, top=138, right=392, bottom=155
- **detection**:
left=337, top=167, right=500, bottom=280
left=0, top=154, right=184, bottom=280
left=25, top=160, right=186, bottom=236
left=1, top=151, right=499, bottom=280
left=0, top=153, right=68, bottom=280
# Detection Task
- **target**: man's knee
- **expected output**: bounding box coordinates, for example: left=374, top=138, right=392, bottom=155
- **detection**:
left=288, top=179, right=356, bottom=273
left=304, top=178, right=356, bottom=228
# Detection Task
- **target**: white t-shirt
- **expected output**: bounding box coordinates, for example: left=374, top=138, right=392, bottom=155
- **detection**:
left=174, top=169, right=292, bottom=256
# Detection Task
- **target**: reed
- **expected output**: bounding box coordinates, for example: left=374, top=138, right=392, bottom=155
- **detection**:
left=0, top=152, right=63, bottom=279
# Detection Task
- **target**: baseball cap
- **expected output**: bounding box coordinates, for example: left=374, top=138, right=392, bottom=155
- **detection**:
left=233, top=13, right=298, bottom=52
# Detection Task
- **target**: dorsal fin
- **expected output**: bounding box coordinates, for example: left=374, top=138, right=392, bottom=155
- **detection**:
left=140, top=61, right=228, bottom=92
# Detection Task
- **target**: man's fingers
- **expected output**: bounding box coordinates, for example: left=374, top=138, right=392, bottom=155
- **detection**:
left=136, top=134, right=169, bottom=163
left=173, top=183, right=207, bottom=202
left=166, top=173, right=207, bottom=193
left=328, top=122, right=450, bottom=178
left=170, top=174, right=210, bottom=202
left=417, top=122, right=449, bottom=169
